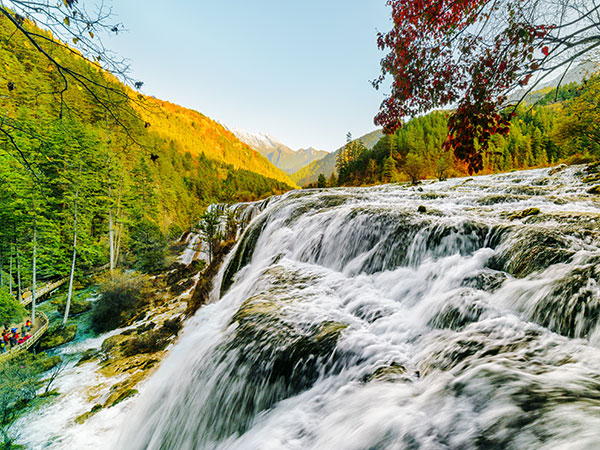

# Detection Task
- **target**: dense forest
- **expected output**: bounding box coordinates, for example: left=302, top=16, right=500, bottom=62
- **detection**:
left=307, top=77, right=600, bottom=188
left=0, top=14, right=293, bottom=288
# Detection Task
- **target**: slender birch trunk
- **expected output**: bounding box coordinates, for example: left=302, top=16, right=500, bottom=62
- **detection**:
left=31, top=218, right=37, bottom=326
left=109, top=204, right=114, bottom=276
left=64, top=201, right=78, bottom=325
left=16, top=245, right=21, bottom=301
left=8, top=246, right=12, bottom=296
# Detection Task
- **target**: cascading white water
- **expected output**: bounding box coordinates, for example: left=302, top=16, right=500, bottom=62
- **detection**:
left=115, top=166, right=600, bottom=450
left=65, top=167, right=600, bottom=448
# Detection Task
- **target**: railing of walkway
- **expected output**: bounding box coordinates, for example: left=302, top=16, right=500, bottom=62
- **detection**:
left=20, top=279, right=67, bottom=307
left=0, top=311, right=49, bottom=362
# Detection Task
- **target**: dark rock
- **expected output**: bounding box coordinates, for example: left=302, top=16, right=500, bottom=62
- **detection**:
left=477, top=194, right=527, bottom=205
left=76, top=348, right=100, bottom=366
left=166, top=259, right=205, bottom=286
left=461, top=269, right=508, bottom=292
left=221, top=214, right=269, bottom=295
left=134, top=322, right=156, bottom=335
left=417, top=205, right=427, bottom=213
left=365, top=363, right=409, bottom=383
left=428, top=289, right=487, bottom=331
left=587, top=185, right=600, bottom=195
left=170, top=277, right=195, bottom=296
left=530, top=261, right=600, bottom=339
left=548, top=164, right=567, bottom=175
left=488, top=228, right=574, bottom=278
left=531, top=177, right=550, bottom=186
left=190, top=241, right=235, bottom=315
left=509, top=208, right=541, bottom=221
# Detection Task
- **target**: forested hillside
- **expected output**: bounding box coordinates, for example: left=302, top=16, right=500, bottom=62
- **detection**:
left=0, top=14, right=293, bottom=284
left=132, top=100, right=295, bottom=186
left=290, top=129, right=383, bottom=186
left=325, top=78, right=600, bottom=187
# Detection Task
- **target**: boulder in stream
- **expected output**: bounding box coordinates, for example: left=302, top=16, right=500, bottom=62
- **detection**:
left=38, top=324, right=77, bottom=351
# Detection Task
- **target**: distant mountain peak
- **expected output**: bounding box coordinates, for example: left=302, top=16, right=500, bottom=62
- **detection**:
left=290, top=129, right=384, bottom=186
left=227, top=127, right=328, bottom=174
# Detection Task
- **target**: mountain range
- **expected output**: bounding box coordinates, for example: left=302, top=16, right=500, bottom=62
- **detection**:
left=290, top=129, right=384, bottom=186
left=511, top=60, right=600, bottom=104
left=230, top=129, right=328, bottom=174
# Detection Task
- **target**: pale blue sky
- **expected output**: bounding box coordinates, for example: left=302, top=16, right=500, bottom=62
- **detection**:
left=104, top=1, right=391, bottom=152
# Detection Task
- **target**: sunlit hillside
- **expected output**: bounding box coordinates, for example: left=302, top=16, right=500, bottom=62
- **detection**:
left=133, top=98, right=296, bottom=187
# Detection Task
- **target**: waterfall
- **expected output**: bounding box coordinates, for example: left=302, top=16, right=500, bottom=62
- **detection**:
left=117, top=166, right=600, bottom=450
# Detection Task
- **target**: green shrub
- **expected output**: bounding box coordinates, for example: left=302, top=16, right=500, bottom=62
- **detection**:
left=121, top=318, right=182, bottom=357
left=92, top=273, right=154, bottom=333
left=0, top=287, right=27, bottom=326
left=121, top=331, right=168, bottom=356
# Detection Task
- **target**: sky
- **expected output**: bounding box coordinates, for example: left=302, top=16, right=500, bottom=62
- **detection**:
left=103, top=1, right=392, bottom=152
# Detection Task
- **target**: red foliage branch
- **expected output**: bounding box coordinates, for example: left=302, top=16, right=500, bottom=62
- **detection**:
left=374, top=0, right=598, bottom=173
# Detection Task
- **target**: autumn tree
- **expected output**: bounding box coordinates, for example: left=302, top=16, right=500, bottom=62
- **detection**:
left=553, top=73, right=600, bottom=157
left=403, top=153, right=426, bottom=184
left=433, top=150, right=453, bottom=181
left=375, top=0, right=600, bottom=173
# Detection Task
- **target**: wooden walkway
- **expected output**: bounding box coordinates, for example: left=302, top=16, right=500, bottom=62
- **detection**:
left=0, top=278, right=68, bottom=362
left=0, top=311, right=49, bottom=362
left=20, top=278, right=67, bottom=307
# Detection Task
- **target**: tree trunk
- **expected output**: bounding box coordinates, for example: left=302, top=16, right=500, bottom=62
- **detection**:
left=8, top=246, right=12, bottom=296
left=16, top=245, right=21, bottom=301
left=64, top=187, right=79, bottom=325
left=109, top=206, right=114, bottom=276
left=112, top=180, right=123, bottom=270
left=114, top=221, right=123, bottom=268
left=31, top=219, right=37, bottom=326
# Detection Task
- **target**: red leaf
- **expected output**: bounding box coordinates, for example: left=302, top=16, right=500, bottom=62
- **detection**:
left=542, top=46, right=549, bottom=56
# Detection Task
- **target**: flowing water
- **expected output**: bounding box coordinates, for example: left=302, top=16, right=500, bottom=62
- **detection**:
left=117, top=166, right=600, bottom=450
left=24, top=166, right=600, bottom=449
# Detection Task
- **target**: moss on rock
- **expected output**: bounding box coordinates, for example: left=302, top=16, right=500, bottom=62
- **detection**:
left=38, top=324, right=77, bottom=351
left=587, top=185, right=600, bottom=195
left=100, top=334, right=128, bottom=355
left=366, top=363, right=409, bottom=382
left=74, top=404, right=103, bottom=424
left=106, top=387, right=138, bottom=407
left=428, top=290, right=487, bottom=331
left=76, top=348, right=100, bottom=366
left=509, top=208, right=541, bottom=221
left=583, top=174, right=600, bottom=184
left=197, top=286, right=348, bottom=440
left=52, top=297, right=92, bottom=316
left=530, top=262, right=600, bottom=339
left=548, top=164, right=567, bottom=175
left=488, top=228, right=574, bottom=278
left=34, top=354, right=63, bottom=372
left=477, top=194, right=528, bottom=206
